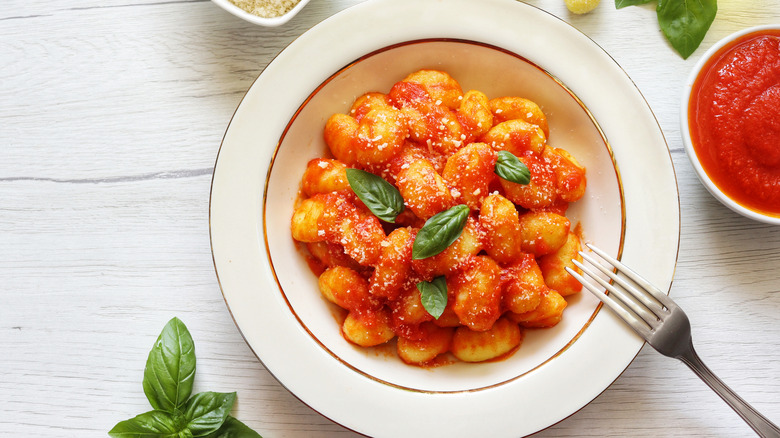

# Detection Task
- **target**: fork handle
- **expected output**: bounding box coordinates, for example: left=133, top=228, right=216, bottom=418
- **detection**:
left=679, top=344, right=780, bottom=438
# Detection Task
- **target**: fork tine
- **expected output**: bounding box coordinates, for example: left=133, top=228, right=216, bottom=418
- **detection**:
left=565, top=266, right=653, bottom=338
left=585, top=243, right=673, bottom=308
left=577, top=252, right=664, bottom=319
left=572, top=258, right=661, bottom=328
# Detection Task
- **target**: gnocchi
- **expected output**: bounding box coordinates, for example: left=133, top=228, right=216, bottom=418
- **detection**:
left=291, top=69, right=587, bottom=366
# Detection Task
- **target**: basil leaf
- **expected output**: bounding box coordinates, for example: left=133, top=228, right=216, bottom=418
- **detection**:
left=657, top=0, right=717, bottom=59
left=203, top=416, right=263, bottom=438
left=494, top=151, right=531, bottom=185
left=183, top=391, right=236, bottom=437
left=108, top=410, right=180, bottom=438
left=412, top=204, right=469, bottom=260
left=346, top=168, right=404, bottom=222
left=417, top=276, right=448, bottom=319
left=143, top=317, right=196, bottom=413
left=615, top=0, right=652, bottom=8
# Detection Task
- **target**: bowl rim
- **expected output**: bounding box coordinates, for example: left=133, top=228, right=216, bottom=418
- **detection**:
left=681, top=24, right=780, bottom=225
left=209, top=0, right=311, bottom=27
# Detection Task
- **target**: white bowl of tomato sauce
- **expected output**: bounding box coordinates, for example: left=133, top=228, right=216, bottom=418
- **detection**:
left=682, top=25, right=780, bottom=225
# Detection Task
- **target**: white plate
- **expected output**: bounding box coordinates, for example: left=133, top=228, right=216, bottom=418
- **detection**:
left=210, top=0, right=680, bottom=436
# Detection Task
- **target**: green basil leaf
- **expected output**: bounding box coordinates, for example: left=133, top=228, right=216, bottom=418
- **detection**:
left=108, top=410, right=181, bottom=438
left=346, top=168, right=405, bottom=222
left=183, top=392, right=236, bottom=437
left=494, top=151, right=531, bottom=185
left=657, top=0, right=717, bottom=59
left=412, top=204, right=469, bottom=260
left=143, top=317, right=196, bottom=413
left=203, top=416, right=263, bottom=438
left=417, top=276, right=448, bottom=319
left=615, top=0, right=653, bottom=8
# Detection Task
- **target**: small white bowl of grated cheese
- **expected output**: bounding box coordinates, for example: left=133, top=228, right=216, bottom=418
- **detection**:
left=211, top=0, right=311, bottom=26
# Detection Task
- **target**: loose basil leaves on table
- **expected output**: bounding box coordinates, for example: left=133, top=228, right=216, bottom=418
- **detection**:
left=495, top=150, right=531, bottom=185
left=417, top=276, right=448, bottom=319
left=346, top=168, right=405, bottom=223
left=657, top=0, right=717, bottom=59
left=109, top=317, right=262, bottom=438
left=615, top=0, right=717, bottom=59
left=142, top=316, right=195, bottom=412
left=412, top=204, right=470, bottom=260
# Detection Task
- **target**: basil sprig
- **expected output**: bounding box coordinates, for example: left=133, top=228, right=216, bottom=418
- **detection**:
left=616, top=0, right=717, bottom=59
left=109, top=318, right=262, bottom=438
left=412, top=204, right=469, bottom=260
left=495, top=150, right=531, bottom=185
left=417, top=276, right=448, bottom=319
left=346, top=168, right=405, bottom=223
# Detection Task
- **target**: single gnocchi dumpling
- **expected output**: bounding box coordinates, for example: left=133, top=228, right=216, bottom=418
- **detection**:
left=301, top=158, right=349, bottom=197
left=318, top=266, right=378, bottom=313
left=499, top=151, right=557, bottom=209
left=388, top=286, right=435, bottom=340
left=388, top=74, right=467, bottom=156
left=517, top=211, right=571, bottom=256
left=342, top=309, right=395, bottom=347
left=291, top=192, right=386, bottom=265
left=398, top=69, right=464, bottom=110
left=502, top=254, right=547, bottom=315
left=481, top=118, right=547, bottom=156
left=458, top=90, right=494, bottom=141
left=397, top=322, right=454, bottom=365
left=544, top=146, right=587, bottom=203
left=353, top=107, right=409, bottom=166
left=538, top=230, right=584, bottom=296
left=450, top=256, right=502, bottom=332
left=451, top=317, right=523, bottom=363
left=305, top=242, right=364, bottom=275
left=290, top=196, right=328, bottom=243
left=443, top=142, right=497, bottom=210
left=395, top=156, right=454, bottom=220
left=508, top=289, right=567, bottom=328
left=323, top=113, right=359, bottom=165
left=479, top=193, right=524, bottom=264
left=488, top=96, right=549, bottom=137
left=349, top=92, right=394, bottom=121
left=369, top=227, right=415, bottom=301
left=324, top=107, right=409, bottom=168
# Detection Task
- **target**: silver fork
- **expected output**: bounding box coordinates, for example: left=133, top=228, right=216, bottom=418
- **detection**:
left=567, top=243, right=780, bottom=438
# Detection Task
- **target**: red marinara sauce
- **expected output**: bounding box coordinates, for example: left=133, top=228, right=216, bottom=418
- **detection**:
left=689, top=29, right=780, bottom=216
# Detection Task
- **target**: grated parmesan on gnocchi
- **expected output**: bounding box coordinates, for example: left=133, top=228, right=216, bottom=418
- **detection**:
left=290, top=69, right=588, bottom=366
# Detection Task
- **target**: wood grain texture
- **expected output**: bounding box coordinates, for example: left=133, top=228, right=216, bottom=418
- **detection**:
left=1, top=0, right=779, bottom=437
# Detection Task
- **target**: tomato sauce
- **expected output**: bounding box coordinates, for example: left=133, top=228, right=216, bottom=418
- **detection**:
left=689, top=29, right=780, bottom=216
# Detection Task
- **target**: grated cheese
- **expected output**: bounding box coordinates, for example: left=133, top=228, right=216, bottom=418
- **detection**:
left=228, top=0, right=301, bottom=18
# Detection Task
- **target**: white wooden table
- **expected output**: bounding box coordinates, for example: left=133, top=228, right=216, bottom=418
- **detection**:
left=2, top=1, right=779, bottom=436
